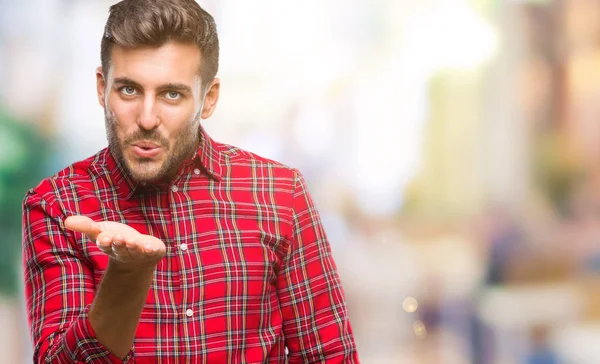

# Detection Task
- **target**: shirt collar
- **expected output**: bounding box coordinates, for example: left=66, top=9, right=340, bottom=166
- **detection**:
left=197, top=124, right=224, bottom=181
left=95, top=124, right=224, bottom=200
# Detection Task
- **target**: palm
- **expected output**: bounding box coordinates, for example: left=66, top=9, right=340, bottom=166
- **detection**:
left=65, top=215, right=166, bottom=265
left=96, top=220, right=139, bottom=237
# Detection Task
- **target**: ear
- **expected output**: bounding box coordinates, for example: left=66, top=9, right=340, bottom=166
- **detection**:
left=201, top=77, right=220, bottom=119
left=96, top=66, right=106, bottom=108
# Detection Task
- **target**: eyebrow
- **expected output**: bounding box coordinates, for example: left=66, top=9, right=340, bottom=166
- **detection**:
left=113, top=77, right=193, bottom=93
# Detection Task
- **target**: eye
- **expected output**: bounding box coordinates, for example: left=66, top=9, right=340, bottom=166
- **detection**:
left=165, top=91, right=182, bottom=100
left=120, top=86, right=136, bottom=96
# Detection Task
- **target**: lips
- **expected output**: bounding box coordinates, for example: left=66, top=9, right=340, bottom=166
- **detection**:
left=133, top=140, right=161, bottom=149
left=131, top=141, right=162, bottom=158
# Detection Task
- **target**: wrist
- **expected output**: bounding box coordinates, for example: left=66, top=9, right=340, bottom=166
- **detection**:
left=107, top=258, right=157, bottom=277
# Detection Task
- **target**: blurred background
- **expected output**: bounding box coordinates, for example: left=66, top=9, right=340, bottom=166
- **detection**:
left=2, top=0, right=600, bottom=362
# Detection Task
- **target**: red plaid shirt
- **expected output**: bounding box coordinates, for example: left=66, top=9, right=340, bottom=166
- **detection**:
left=22, top=126, right=358, bottom=363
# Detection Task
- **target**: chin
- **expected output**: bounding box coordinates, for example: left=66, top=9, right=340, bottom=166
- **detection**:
left=126, top=160, right=165, bottom=183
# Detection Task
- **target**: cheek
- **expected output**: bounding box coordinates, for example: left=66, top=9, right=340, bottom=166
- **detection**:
left=107, top=97, right=138, bottom=131
left=159, top=104, right=197, bottom=133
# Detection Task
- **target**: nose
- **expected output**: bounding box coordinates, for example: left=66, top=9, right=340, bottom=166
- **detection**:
left=137, top=94, right=161, bottom=130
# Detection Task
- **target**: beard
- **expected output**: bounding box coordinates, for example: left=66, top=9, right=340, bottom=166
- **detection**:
left=105, top=108, right=202, bottom=184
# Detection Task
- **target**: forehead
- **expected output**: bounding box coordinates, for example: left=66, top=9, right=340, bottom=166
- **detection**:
left=109, top=42, right=202, bottom=85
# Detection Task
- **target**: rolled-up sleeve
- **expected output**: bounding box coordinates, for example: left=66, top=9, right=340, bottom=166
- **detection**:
left=22, top=190, right=134, bottom=363
left=277, top=170, right=359, bottom=363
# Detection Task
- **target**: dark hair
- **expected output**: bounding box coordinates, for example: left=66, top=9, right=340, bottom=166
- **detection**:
left=101, top=0, right=219, bottom=85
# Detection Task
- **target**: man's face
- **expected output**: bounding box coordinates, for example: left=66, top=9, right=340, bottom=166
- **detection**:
left=96, top=42, right=220, bottom=183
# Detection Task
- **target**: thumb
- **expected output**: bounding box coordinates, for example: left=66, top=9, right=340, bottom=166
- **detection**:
left=64, top=215, right=102, bottom=242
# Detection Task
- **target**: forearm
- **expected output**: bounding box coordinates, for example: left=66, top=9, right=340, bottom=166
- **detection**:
left=89, top=260, right=155, bottom=359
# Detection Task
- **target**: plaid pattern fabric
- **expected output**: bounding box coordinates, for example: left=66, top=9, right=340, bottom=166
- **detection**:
left=22, top=126, right=358, bottom=363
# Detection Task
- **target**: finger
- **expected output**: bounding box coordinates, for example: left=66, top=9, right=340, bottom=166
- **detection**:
left=124, top=238, right=145, bottom=260
left=111, top=234, right=129, bottom=255
left=65, top=216, right=102, bottom=241
left=140, top=235, right=166, bottom=254
left=112, top=239, right=133, bottom=261
left=111, top=234, right=125, bottom=249
left=96, top=231, right=116, bottom=255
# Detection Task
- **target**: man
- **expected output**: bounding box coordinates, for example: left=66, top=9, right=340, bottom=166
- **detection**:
left=21, top=0, right=359, bottom=363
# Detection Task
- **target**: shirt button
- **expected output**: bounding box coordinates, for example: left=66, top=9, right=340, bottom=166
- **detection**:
left=185, top=309, right=194, bottom=317
left=171, top=185, right=178, bottom=193
left=180, top=243, right=188, bottom=251
left=193, top=168, right=201, bottom=175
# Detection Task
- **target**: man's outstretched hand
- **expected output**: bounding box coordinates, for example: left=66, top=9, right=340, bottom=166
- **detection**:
left=64, top=215, right=166, bottom=267
left=64, top=216, right=166, bottom=358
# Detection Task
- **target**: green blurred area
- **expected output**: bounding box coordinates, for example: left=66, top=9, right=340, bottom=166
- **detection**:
left=0, top=107, right=50, bottom=297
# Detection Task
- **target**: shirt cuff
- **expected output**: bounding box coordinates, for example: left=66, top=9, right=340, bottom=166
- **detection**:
left=62, top=304, right=135, bottom=363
